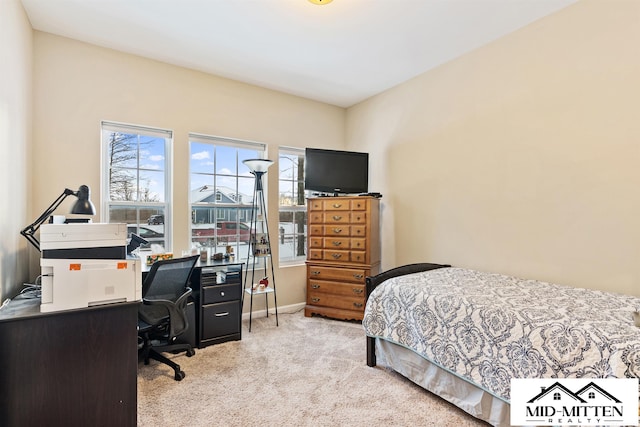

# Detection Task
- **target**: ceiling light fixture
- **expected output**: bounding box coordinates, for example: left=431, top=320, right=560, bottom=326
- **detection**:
left=308, top=0, right=333, bottom=5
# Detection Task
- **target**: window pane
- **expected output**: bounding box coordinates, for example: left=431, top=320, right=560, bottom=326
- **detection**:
left=102, top=121, right=171, bottom=252
left=189, top=135, right=265, bottom=258
left=278, top=148, right=308, bottom=264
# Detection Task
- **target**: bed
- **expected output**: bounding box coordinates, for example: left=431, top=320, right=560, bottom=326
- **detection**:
left=363, top=263, right=640, bottom=427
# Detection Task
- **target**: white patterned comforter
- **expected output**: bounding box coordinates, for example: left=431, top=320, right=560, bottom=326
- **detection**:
left=363, top=267, right=640, bottom=402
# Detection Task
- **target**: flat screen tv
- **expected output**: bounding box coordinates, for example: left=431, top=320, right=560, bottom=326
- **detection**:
left=304, top=148, right=369, bottom=195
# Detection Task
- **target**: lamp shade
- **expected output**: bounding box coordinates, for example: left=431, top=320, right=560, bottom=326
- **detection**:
left=70, top=185, right=96, bottom=215
left=243, top=159, right=274, bottom=173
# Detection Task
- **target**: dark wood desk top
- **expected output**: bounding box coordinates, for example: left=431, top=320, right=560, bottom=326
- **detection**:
left=0, top=297, right=139, bottom=322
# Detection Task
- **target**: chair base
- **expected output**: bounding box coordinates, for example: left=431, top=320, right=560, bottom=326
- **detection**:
left=139, top=338, right=195, bottom=381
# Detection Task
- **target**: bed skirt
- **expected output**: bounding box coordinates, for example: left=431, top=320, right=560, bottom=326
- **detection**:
left=375, top=338, right=511, bottom=427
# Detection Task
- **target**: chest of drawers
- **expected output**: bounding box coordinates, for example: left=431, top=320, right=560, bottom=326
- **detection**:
left=305, top=196, right=380, bottom=321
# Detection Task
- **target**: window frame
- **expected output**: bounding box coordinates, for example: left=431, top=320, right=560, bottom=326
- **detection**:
left=278, top=147, right=308, bottom=266
left=188, top=133, right=267, bottom=260
left=101, top=120, right=172, bottom=251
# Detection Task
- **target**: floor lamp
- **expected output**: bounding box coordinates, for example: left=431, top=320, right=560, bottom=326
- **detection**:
left=242, top=159, right=278, bottom=331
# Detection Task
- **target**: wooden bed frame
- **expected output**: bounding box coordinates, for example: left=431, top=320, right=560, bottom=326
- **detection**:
left=365, top=262, right=450, bottom=367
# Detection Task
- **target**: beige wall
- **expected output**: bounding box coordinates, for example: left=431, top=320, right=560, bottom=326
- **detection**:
left=0, top=0, right=32, bottom=302
left=347, top=0, right=640, bottom=296
left=32, top=32, right=345, bottom=310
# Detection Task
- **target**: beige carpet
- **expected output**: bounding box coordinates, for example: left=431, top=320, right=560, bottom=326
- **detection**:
left=137, top=310, right=488, bottom=427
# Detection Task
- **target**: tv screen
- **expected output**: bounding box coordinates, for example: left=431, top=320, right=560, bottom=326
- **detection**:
left=304, top=148, right=369, bottom=195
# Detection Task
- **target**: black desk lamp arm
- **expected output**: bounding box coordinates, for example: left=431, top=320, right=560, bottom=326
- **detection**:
left=20, top=188, right=76, bottom=252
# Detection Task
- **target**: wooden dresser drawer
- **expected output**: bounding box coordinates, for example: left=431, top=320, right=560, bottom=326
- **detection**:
left=307, top=265, right=367, bottom=283
left=322, top=250, right=350, bottom=262
left=351, top=225, right=366, bottom=237
left=308, top=279, right=365, bottom=297
left=350, top=251, right=366, bottom=263
left=309, top=237, right=324, bottom=248
left=351, top=199, right=367, bottom=210
left=309, top=199, right=324, bottom=211
left=324, top=225, right=350, bottom=236
left=351, top=211, right=366, bottom=223
left=309, top=225, right=324, bottom=236
left=323, top=212, right=350, bottom=224
left=308, top=249, right=323, bottom=260
left=307, top=292, right=365, bottom=312
left=309, top=212, right=324, bottom=223
left=350, top=238, right=366, bottom=250
left=323, top=199, right=351, bottom=211
left=323, top=237, right=350, bottom=249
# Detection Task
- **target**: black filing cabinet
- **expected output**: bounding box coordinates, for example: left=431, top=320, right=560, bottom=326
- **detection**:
left=192, top=262, right=242, bottom=348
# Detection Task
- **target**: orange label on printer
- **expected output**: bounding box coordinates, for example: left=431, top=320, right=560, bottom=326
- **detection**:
left=117, top=262, right=128, bottom=270
left=69, top=263, right=81, bottom=271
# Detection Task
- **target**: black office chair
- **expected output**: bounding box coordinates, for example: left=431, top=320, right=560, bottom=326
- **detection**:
left=138, top=255, right=199, bottom=381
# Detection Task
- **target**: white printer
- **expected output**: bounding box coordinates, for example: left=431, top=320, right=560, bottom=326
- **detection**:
left=39, top=223, right=141, bottom=313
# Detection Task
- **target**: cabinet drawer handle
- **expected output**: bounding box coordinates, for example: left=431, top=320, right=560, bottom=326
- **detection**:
left=311, top=284, right=320, bottom=289
left=332, top=228, right=343, bottom=233
left=332, top=215, right=342, bottom=221
left=332, top=203, right=342, bottom=208
left=352, top=288, right=363, bottom=294
left=353, top=303, right=363, bottom=308
left=220, top=291, right=225, bottom=297
left=353, top=274, right=363, bottom=279
left=332, top=241, right=342, bottom=246
left=311, top=297, right=320, bottom=303
left=331, top=253, right=342, bottom=259
left=311, top=271, right=321, bottom=276
left=215, top=312, right=230, bottom=317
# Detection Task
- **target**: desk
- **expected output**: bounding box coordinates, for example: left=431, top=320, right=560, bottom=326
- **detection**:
left=0, top=298, right=138, bottom=427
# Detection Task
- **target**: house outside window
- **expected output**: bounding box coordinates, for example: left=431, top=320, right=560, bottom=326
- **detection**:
left=279, top=147, right=308, bottom=265
left=189, top=133, right=266, bottom=260
left=101, top=121, right=172, bottom=251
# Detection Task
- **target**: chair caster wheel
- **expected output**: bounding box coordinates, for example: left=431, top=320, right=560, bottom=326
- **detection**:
left=175, top=370, right=186, bottom=381
left=187, top=349, right=195, bottom=357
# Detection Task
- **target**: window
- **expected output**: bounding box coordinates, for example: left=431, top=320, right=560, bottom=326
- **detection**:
left=279, top=147, right=308, bottom=264
left=553, top=392, right=561, bottom=400
left=189, top=134, right=266, bottom=259
left=102, top=121, right=172, bottom=250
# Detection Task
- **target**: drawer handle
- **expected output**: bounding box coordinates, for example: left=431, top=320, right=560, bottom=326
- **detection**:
left=353, top=274, right=363, bottom=279
left=311, top=284, right=320, bottom=289
left=311, top=297, right=320, bottom=303
left=311, top=271, right=321, bottom=276
left=215, top=312, right=230, bottom=317
left=332, top=215, right=342, bottom=221
left=332, top=241, right=342, bottom=246
left=353, top=303, right=363, bottom=308
left=352, top=288, right=363, bottom=294
left=331, top=253, right=342, bottom=259
left=220, top=291, right=225, bottom=297
left=332, top=228, right=343, bottom=233
left=332, top=203, right=342, bottom=208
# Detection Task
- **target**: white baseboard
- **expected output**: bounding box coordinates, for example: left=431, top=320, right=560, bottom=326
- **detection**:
left=241, top=302, right=306, bottom=320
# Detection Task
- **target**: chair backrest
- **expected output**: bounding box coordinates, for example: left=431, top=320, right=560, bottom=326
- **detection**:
left=139, top=255, right=199, bottom=339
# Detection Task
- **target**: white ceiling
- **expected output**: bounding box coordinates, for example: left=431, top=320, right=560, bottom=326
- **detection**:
left=20, top=0, right=576, bottom=108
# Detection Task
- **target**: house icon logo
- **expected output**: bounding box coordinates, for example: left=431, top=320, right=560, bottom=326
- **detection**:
left=511, top=378, right=638, bottom=426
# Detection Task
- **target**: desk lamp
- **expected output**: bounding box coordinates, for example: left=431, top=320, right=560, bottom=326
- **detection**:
left=20, top=185, right=96, bottom=251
